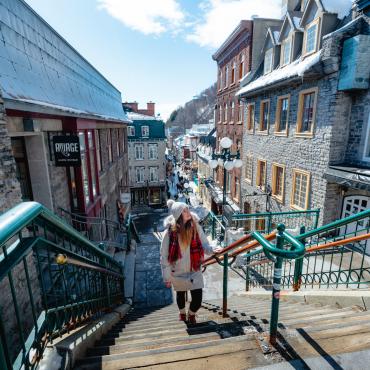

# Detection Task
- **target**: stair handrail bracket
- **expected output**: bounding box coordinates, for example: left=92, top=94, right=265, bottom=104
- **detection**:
left=0, top=202, right=125, bottom=370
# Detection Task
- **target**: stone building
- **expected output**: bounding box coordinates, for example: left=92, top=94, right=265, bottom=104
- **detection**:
left=124, top=104, right=166, bottom=206
left=0, top=0, right=130, bottom=224
left=237, top=0, right=370, bottom=226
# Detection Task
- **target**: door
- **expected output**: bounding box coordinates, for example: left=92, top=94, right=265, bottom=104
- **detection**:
left=11, top=137, right=33, bottom=201
left=341, top=196, right=370, bottom=253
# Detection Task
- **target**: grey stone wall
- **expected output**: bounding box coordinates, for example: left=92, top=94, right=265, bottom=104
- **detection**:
left=0, top=93, right=22, bottom=212
left=241, top=73, right=349, bottom=225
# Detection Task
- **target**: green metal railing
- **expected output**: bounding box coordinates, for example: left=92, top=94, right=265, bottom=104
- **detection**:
left=0, top=202, right=125, bottom=370
left=238, top=209, right=370, bottom=291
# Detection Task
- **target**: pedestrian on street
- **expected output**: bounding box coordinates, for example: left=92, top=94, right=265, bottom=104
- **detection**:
left=160, top=200, right=222, bottom=323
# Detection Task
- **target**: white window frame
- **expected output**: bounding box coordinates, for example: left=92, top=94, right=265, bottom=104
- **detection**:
left=303, top=18, right=320, bottom=56
left=134, top=144, right=144, bottom=160
left=149, top=166, right=159, bottom=182
left=148, top=143, right=158, bottom=160
left=128, top=126, right=135, bottom=136
left=141, top=125, right=149, bottom=137
left=363, top=113, right=370, bottom=162
left=281, top=37, right=292, bottom=66
left=264, top=48, right=273, bottom=75
left=135, top=166, right=145, bottom=183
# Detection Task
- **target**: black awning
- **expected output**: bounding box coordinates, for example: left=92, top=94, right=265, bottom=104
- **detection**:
left=324, top=165, right=370, bottom=191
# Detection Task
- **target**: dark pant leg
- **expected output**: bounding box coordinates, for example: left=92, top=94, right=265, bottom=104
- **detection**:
left=189, top=288, right=203, bottom=312
left=176, top=291, right=186, bottom=310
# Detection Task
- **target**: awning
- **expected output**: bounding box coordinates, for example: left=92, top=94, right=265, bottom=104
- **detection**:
left=324, top=165, right=370, bottom=191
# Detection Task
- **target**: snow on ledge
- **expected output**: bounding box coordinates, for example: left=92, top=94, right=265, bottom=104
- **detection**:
left=236, top=51, right=321, bottom=96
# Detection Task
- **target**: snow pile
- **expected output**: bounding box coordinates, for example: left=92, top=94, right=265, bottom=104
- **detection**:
left=38, top=347, right=62, bottom=370
left=320, top=0, right=353, bottom=19
left=126, top=112, right=160, bottom=121
left=237, top=51, right=321, bottom=96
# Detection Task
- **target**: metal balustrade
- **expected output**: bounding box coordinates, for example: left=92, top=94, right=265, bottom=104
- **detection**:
left=203, top=208, right=370, bottom=344
left=0, top=202, right=125, bottom=370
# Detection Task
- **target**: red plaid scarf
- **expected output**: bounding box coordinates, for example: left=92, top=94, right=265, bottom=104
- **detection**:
left=168, top=227, right=204, bottom=271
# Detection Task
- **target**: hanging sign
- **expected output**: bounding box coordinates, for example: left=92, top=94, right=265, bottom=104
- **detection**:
left=53, top=136, right=81, bottom=166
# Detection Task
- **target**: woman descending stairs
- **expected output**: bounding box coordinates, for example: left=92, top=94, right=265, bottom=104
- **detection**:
left=74, top=294, right=370, bottom=369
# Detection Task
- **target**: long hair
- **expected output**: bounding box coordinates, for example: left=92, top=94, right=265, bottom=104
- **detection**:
left=177, top=214, right=195, bottom=249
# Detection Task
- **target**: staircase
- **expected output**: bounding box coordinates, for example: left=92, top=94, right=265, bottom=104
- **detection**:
left=74, top=294, right=370, bottom=369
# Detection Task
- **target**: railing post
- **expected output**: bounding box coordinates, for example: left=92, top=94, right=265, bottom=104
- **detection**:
left=222, top=252, right=229, bottom=317
left=269, top=224, right=285, bottom=345
left=245, top=256, right=251, bottom=291
left=293, top=226, right=305, bottom=291
left=0, top=307, right=10, bottom=370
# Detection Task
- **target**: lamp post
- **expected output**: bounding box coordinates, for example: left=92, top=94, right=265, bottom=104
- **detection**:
left=183, top=182, right=193, bottom=205
left=208, top=137, right=243, bottom=240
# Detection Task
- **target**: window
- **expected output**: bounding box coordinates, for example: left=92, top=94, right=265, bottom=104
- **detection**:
left=304, top=19, right=319, bottom=55
left=107, top=129, right=113, bottom=163
left=231, top=61, right=236, bottom=84
left=148, top=143, right=158, bottom=160
left=245, top=155, right=253, bottom=183
left=231, top=101, right=235, bottom=122
left=363, top=114, right=370, bottom=162
left=256, top=160, right=267, bottom=190
left=272, top=164, right=285, bottom=202
left=264, top=48, right=273, bottom=74
left=259, top=100, right=270, bottom=133
left=224, top=103, right=228, bottom=122
left=281, top=38, right=292, bottom=66
left=247, top=103, right=255, bottom=131
left=128, top=126, right=135, bottom=136
left=218, top=105, right=222, bottom=123
left=95, top=129, right=102, bottom=172
left=225, top=65, right=229, bottom=87
left=79, top=132, right=90, bottom=206
left=135, top=144, right=144, bottom=160
left=149, top=166, right=159, bottom=182
left=239, top=54, right=245, bottom=80
left=297, top=88, right=318, bottom=136
left=291, top=169, right=310, bottom=210
left=135, top=167, right=145, bottom=183
left=238, top=102, right=243, bottom=123
left=87, top=131, right=97, bottom=198
left=219, top=70, right=223, bottom=89
left=275, top=95, right=290, bottom=135
left=141, top=126, right=149, bottom=137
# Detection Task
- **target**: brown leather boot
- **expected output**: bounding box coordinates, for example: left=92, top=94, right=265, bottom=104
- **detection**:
left=179, top=313, right=187, bottom=322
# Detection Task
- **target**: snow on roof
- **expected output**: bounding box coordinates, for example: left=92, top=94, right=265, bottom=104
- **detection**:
left=320, top=0, right=353, bottom=19
left=0, top=0, right=126, bottom=122
left=293, top=16, right=303, bottom=30
left=237, top=51, right=321, bottom=96
left=126, top=112, right=160, bottom=121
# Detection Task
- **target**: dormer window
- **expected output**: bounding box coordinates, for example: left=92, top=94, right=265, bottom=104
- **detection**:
left=304, top=19, right=320, bottom=55
left=281, top=38, right=292, bottom=66
left=141, top=126, right=149, bottom=137
left=264, top=48, right=273, bottom=74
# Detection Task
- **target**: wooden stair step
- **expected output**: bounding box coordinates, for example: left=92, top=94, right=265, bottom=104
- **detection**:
left=75, top=335, right=264, bottom=370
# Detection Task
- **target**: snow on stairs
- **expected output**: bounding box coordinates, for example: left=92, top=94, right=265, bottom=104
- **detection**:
left=74, top=295, right=370, bottom=370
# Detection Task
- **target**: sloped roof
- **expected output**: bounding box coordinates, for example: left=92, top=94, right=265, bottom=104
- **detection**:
left=0, top=0, right=128, bottom=122
left=279, top=11, right=303, bottom=42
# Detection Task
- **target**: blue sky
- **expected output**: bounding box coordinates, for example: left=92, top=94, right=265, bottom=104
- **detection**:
left=24, top=0, right=282, bottom=119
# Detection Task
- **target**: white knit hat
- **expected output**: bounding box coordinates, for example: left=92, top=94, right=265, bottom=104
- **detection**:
left=166, top=199, right=188, bottom=222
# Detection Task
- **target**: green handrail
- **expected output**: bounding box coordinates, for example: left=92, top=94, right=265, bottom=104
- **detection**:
left=232, top=209, right=320, bottom=219
left=0, top=202, right=125, bottom=370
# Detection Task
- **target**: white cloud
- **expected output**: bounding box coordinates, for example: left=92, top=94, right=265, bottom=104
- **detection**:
left=98, top=0, right=185, bottom=35
left=187, top=0, right=282, bottom=49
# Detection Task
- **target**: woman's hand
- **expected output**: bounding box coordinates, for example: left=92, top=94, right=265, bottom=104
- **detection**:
left=165, top=281, right=172, bottom=288
left=213, top=247, right=224, bottom=254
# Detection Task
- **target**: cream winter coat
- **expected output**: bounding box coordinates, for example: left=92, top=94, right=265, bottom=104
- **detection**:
left=160, top=213, right=215, bottom=291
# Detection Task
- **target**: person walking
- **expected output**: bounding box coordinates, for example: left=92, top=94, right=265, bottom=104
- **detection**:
left=160, top=200, right=222, bottom=323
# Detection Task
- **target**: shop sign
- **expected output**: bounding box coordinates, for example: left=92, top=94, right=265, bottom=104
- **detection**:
left=120, top=192, right=131, bottom=203
left=54, top=136, right=81, bottom=166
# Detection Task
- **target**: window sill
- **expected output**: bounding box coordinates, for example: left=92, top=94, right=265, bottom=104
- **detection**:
left=295, top=132, right=314, bottom=138
left=247, top=129, right=254, bottom=134
left=274, top=131, right=288, bottom=137
left=229, top=121, right=234, bottom=125
left=272, top=194, right=284, bottom=203
left=236, top=120, right=243, bottom=125
left=290, top=204, right=307, bottom=211
left=303, top=48, right=318, bottom=58
left=256, top=130, right=269, bottom=136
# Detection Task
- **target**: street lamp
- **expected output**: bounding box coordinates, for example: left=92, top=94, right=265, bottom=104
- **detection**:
left=182, top=182, right=193, bottom=205
left=209, top=137, right=243, bottom=240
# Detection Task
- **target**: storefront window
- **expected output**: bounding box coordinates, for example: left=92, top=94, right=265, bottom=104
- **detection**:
left=79, top=132, right=90, bottom=206
left=88, top=131, right=97, bottom=197
left=150, top=189, right=161, bottom=204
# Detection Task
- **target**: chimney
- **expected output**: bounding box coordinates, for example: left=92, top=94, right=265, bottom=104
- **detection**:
left=146, top=102, right=155, bottom=117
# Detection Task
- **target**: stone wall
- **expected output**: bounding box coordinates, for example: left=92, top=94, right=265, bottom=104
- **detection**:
left=241, top=73, right=348, bottom=225
left=0, top=92, right=22, bottom=212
